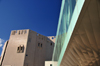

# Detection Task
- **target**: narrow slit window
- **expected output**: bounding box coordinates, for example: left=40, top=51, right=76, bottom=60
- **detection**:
left=38, top=43, right=40, bottom=47
left=41, top=44, right=42, bottom=47
left=21, top=31, right=23, bottom=34
left=19, top=31, right=20, bottom=35
left=21, top=47, right=23, bottom=50
left=18, top=47, right=19, bottom=50
left=51, top=43, right=52, bottom=46
left=17, top=46, right=20, bottom=53
left=20, top=46, right=24, bottom=53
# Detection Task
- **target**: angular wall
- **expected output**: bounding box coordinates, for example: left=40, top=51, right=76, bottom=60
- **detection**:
left=53, top=0, right=100, bottom=66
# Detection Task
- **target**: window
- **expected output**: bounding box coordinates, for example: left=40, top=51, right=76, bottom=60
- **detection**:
left=18, top=47, right=19, bottom=50
left=38, top=43, right=42, bottom=48
left=38, top=43, right=40, bottom=47
left=51, top=43, right=52, bottom=46
left=17, top=46, right=20, bottom=53
left=19, top=31, right=20, bottom=35
left=21, top=31, right=23, bottom=34
left=17, top=45, right=24, bottom=53
left=50, top=64, right=52, bottom=66
left=21, top=47, right=23, bottom=50
left=41, top=44, right=42, bottom=47
left=26, top=54, right=28, bottom=56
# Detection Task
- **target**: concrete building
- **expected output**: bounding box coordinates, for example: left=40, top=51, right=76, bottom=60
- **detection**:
left=1, top=0, right=100, bottom=66
left=0, top=29, right=55, bottom=66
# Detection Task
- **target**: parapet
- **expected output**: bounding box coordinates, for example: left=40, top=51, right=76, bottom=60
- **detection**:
left=11, top=29, right=29, bottom=35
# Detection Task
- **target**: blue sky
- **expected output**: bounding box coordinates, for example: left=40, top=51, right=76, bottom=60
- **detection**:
left=0, top=0, right=62, bottom=55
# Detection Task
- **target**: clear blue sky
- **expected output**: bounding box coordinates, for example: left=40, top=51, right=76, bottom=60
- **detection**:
left=0, top=0, right=62, bottom=55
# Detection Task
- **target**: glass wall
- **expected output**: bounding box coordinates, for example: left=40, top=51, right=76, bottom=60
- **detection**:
left=52, top=0, right=76, bottom=61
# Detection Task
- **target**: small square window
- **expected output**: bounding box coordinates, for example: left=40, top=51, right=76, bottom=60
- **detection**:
left=26, top=54, right=28, bottom=56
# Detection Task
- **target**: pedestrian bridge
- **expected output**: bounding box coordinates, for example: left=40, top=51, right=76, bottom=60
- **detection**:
left=52, top=0, right=100, bottom=66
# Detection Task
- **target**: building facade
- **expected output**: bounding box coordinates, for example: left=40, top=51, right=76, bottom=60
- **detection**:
left=0, top=29, right=55, bottom=66
left=51, top=0, right=100, bottom=66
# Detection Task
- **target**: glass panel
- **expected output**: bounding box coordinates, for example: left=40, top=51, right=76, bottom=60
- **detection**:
left=53, top=0, right=76, bottom=61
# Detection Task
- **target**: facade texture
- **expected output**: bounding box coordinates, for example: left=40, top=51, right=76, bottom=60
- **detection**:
left=52, top=0, right=100, bottom=66
left=0, top=29, right=55, bottom=66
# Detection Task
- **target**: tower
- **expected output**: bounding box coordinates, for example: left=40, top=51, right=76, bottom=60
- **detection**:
left=0, top=29, right=55, bottom=66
